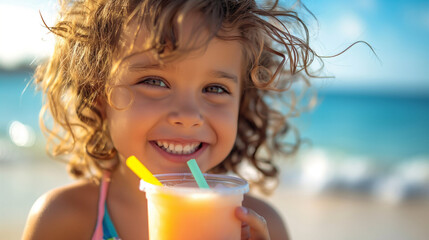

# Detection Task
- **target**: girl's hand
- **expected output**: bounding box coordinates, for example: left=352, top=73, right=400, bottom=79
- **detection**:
left=235, top=206, right=271, bottom=240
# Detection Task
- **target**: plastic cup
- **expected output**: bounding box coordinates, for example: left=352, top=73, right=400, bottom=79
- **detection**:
left=140, top=173, right=249, bottom=240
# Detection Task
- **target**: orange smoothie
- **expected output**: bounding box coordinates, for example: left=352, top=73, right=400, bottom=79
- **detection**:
left=140, top=173, right=249, bottom=240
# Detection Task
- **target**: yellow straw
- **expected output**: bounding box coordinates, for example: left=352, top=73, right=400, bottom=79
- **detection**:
left=126, top=156, right=163, bottom=186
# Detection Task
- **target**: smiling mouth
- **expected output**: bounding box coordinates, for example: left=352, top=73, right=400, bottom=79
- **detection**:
left=154, top=141, right=203, bottom=155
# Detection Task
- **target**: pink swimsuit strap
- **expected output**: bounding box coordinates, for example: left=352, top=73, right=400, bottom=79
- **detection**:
left=92, top=171, right=111, bottom=240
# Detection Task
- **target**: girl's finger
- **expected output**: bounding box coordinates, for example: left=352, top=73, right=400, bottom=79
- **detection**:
left=236, top=207, right=270, bottom=240
left=241, top=222, right=250, bottom=239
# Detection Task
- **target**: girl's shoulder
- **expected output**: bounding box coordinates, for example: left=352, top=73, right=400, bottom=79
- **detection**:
left=243, top=194, right=290, bottom=240
left=22, top=180, right=100, bottom=240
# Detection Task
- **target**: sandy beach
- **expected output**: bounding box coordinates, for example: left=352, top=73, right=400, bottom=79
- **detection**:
left=265, top=187, right=429, bottom=240
left=1, top=156, right=429, bottom=240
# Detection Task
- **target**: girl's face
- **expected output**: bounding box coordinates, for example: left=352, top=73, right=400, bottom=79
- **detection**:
left=105, top=21, right=243, bottom=174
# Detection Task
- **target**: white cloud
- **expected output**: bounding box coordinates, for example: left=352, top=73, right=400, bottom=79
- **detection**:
left=0, top=4, right=55, bottom=68
left=338, top=13, right=365, bottom=40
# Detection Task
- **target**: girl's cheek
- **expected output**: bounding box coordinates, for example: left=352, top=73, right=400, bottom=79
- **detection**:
left=107, top=86, right=134, bottom=110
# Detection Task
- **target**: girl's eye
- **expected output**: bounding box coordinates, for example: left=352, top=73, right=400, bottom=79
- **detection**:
left=203, top=85, right=230, bottom=94
left=138, top=77, right=168, bottom=88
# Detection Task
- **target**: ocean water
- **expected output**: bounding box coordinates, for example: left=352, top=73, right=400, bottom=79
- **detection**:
left=296, top=90, right=429, bottom=163
left=0, top=71, right=41, bottom=132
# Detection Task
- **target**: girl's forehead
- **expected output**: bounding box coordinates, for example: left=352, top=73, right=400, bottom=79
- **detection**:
left=116, top=12, right=240, bottom=61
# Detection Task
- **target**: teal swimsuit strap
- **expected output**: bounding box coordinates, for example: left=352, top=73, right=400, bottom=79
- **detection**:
left=102, top=204, right=120, bottom=240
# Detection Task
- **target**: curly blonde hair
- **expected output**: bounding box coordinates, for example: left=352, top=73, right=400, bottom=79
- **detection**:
left=35, top=0, right=320, bottom=193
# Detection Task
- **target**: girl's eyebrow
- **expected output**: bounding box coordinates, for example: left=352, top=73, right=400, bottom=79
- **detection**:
left=128, top=61, right=238, bottom=84
left=128, top=62, right=164, bottom=72
left=209, top=70, right=238, bottom=84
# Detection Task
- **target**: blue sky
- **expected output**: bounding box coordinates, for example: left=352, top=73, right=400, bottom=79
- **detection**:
left=1, top=0, right=428, bottom=93
left=302, top=0, right=429, bottom=93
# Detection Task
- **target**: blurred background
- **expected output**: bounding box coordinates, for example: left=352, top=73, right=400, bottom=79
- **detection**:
left=1, top=0, right=428, bottom=239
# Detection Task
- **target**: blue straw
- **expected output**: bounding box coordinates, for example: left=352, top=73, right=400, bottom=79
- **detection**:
left=187, top=159, right=210, bottom=189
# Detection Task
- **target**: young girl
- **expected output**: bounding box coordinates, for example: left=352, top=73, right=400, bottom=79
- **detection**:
left=22, top=0, right=321, bottom=239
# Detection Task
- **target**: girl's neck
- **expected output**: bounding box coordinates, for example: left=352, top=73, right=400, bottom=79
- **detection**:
left=109, top=160, right=147, bottom=204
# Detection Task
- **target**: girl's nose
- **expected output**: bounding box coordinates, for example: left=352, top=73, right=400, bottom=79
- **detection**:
left=167, top=102, right=203, bottom=128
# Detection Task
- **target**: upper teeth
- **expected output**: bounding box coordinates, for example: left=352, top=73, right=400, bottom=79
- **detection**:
left=156, top=141, right=201, bottom=155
